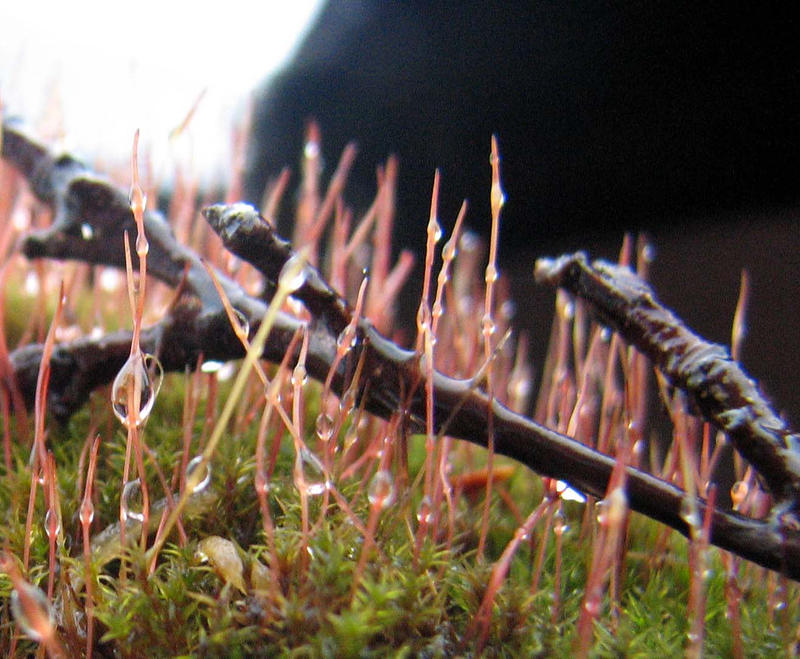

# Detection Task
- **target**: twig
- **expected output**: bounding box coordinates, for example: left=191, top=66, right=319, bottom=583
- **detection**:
left=3, top=122, right=800, bottom=579
left=535, top=252, right=800, bottom=511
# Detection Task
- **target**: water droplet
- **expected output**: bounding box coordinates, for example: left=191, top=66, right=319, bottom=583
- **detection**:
left=297, top=449, right=330, bottom=496
left=595, top=500, right=608, bottom=525
left=553, top=511, right=569, bottom=537
left=111, top=352, right=162, bottom=428
left=80, top=223, right=94, bottom=240
left=583, top=599, right=600, bottom=617
left=485, top=264, right=498, bottom=284
left=79, top=499, right=95, bottom=526
left=336, top=327, right=357, bottom=353
left=135, top=233, right=149, bottom=258
left=343, top=431, right=359, bottom=453
left=680, top=498, right=701, bottom=530
left=44, top=509, right=60, bottom=540
left=255, top=471, right=270, bottom=497
left=278, top=252, right=307, bottom=293
left=121, top=479, right=145, bottom=522
left=491, top=182, right=506, bottom=210
left=100, top=268, right=122, bottom=292
left=730, top=480, right=748, bottom=508
left=24, top=271, right=39, bottom=296
left=10, top=581, right=54, bottom=642
left=481, top=315, right=496, bottom=338
left=315, top=413, right=334, bottom=442
left=339, top=389, right=356, bottom=416
left=600, top=327, right=612, bottom=342
left=201, top=360, right=225, bottom=374
left=416, top=495, right=434, bottom=525
left=304, top=139, right=320, bottom=159
left=291, top=364, right=308, bottom=389
left=12, top=207, right=30, bottom=231
left=368, top=470, right=395, bottom=509
left=186, top=456, right=212, bottom=494
left=232, top=308, right=250, bottom=339
left=555, top=480, right=586, bottom=503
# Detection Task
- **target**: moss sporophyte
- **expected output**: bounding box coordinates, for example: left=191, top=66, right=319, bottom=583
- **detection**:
left=1, top=120, right=799, bottom=656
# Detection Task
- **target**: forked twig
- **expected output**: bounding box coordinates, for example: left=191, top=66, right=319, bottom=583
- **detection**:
left=3, top=121, right=800, bottom=579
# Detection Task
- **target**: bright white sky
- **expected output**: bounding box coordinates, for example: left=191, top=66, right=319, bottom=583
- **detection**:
left=0, top=0, right=324, bottom=186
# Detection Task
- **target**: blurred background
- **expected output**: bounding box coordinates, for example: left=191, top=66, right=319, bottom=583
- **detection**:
left=2, top=1, right=800, bottom=424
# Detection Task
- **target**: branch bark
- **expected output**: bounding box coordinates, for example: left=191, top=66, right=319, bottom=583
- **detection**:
left=3, top=121, right=800, bottom=580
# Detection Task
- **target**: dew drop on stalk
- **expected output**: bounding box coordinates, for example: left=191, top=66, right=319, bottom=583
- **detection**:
left=595, top=500, right=608, bottom=526
left=121, top=479, right=145, bottom=523
left=368, top=470, right=395, bottom=509
left=339, top=388, right=356, bottom=416
left=481, top=315, right=496, bottom=338
left=80, top=223, right=94, bottom=240
left=291, top=364, right=308, bottom=388
left=416, top=495, right=434, bottom=525
left=485, top=263, right=498, bottom=284
left=135, top=233, right=149, bottom=257
left=278, top=252, right=307, bottom=293
left=186, top=456, right=212, bottom=494
left=304, top=139, right=319, bottom=159
left=442, top=239, right=457, bottom=262
left=315, top=412, right=334, bottom=442
left=44, top=509, right=60, bottom=540
left=553, top=511, right=570, bottom=537
left=730, top=480, right=748, bottom=509
left=679, top=497, right=701, bottom=531
left=297, top=449, right=330, bottom=496
left=79, top=499, right=95, bottom=526
left=111, top=352, right=162, bottom=427
left=336, top=327, right=357, bottom=353
left=10, top=582, right=54, bottom=642
left=255, top=471, right=270, bottom=497
left=231, top=308, right=250, bottom=339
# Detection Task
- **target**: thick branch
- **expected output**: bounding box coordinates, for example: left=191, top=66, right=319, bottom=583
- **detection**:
left=4, top=121, right=800, bottom=579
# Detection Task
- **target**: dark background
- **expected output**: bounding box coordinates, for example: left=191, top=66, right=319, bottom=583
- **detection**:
left=245, top=1, right=800, bottom=424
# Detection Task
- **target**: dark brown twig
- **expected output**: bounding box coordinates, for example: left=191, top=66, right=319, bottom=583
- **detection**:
left=535, top=252, right=800, bottom=512
left=3, top=121, right=800, bottom=579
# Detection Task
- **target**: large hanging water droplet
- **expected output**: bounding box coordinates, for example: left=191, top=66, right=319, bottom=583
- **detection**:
left=10, top=582, right=54, bottom=642
left=297, top=449, right=330, bottom=496
left=185, top=456, right=212, bottom=494
left=121, top=479, right=145, bottom=523
left=368, top=470, right=395, bottom=509
left=111, top=352, right=162, bottom=428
